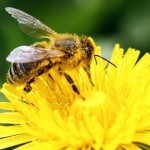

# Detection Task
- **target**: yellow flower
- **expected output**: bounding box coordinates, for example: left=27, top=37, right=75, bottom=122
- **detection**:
left=1, top=42, right=150, bottom=150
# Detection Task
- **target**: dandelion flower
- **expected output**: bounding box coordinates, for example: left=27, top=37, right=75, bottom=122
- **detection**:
left=1, top=41, right=150, bottom=150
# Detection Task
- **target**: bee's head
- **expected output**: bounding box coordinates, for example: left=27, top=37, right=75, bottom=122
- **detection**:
left=81, top=37, right=94, bottom=60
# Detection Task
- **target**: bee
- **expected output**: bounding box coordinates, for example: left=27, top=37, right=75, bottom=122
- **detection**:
left=5, top=7, right=115, bottom=94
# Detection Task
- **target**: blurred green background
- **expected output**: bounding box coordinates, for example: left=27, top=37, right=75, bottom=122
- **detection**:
left=0, top=0, right=150, bottom=100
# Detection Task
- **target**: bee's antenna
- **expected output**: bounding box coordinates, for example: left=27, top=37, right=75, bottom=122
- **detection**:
left=94, top=54, right=116, bottom=67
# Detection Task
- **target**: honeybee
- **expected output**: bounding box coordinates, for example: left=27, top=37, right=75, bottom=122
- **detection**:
left=5, top=7, right=115, bottom=94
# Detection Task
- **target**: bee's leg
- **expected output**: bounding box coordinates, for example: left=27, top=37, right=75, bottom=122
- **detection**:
left=24, top=62, right=53, bottom=93
left=23, top=69, right=47, bottom=93
left=83, top=66, right=94, bottom=86
left=63, top=73, right=80, bottom=95
left=37, top=62, right=53, bottom=76
left=23, top=68, right=44, bottom=93
left=57, top=68, right=84, bottom=99
left=23, top=70, right=44, bottom=92
left=63, top=73, right=85, bottom=100
left=24, top=78, right=35, bottom=92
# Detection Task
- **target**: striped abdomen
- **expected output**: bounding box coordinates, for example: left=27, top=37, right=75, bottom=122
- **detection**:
left=7, top=59, right=53, bottom=85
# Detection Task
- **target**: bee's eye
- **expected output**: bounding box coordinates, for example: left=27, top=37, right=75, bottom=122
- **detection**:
left=84, top=46, right=92, bottom=58
left=82, top=41, right=93, bottom=59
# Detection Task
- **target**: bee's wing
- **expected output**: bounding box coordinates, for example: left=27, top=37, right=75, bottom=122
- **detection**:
left=6, top=46, right=65, bottom=63
left=5, top=7, right=57, bottom=39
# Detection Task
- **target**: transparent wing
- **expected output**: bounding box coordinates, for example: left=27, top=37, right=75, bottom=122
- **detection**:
left=5, top=7, right=57, bottom=39
left=6, top=46, right=65, bottom=63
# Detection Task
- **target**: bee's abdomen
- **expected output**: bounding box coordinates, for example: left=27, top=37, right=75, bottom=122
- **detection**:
left=7, top=59, right=53, bottom=85
left=7, top=62, right=35, bottom=84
